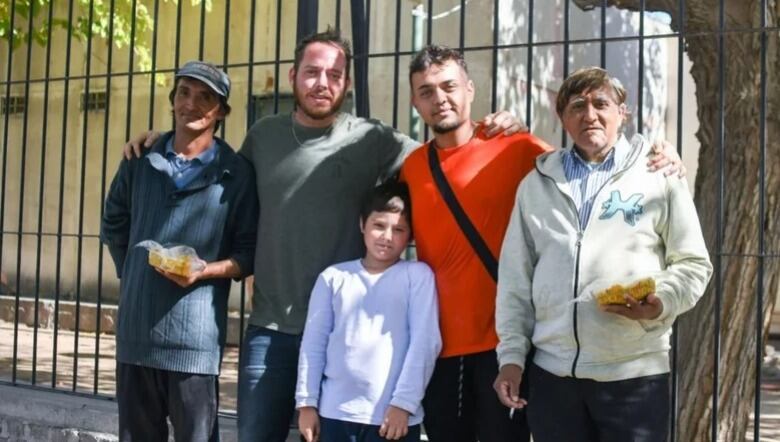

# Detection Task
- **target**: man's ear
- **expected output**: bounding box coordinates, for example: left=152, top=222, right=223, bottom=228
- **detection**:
left=467, top=79, right=475, bottom=103
left=288, top=66, right=296, bottom=87
left=359, top=218, right=365, bottom=234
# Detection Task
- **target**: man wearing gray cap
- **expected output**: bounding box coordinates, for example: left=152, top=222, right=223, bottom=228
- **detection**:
left=101, top=61, right=259, bottom=441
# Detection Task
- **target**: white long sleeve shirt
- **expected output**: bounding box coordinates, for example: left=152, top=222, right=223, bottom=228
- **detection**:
left=295, top=259, right=441, bottom=425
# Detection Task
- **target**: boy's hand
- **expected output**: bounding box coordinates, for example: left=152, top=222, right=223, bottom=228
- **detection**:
left=479, top=111, right=529, bottom=137
left=493, top=364, right=527, bottom=410
left=298, top=407, right=320, bottom=442
left=601, top=293, right=664, bottom=320
left=124, top=130, right=161, bottom=160
left=378, top=405, right=409, bottom=440
left=647, top=139, right=686, bottom=177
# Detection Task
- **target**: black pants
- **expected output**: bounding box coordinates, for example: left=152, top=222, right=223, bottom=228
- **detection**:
left=422, top=350, right=529, bottom=442
left=527, top=364, right=669, bottom=442
left=117, top=362, right=220, bottom=442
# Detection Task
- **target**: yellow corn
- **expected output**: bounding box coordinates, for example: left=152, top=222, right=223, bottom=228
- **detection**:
left=148, top=250, right=193, bottom=277
left=595, top=277, right=656, bottom=305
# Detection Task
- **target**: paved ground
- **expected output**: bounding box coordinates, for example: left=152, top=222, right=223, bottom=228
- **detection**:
left=0, top=320, right=239, bottom=412
left=2, top=318, right=780, bottom=440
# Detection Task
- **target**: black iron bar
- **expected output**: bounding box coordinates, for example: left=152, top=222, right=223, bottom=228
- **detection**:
left=490, top=0, right=499, bottom=113
left=73, top=0, right=97, bottom=392
left=175, top=0, right=183, bottom=69
left=561, top=0, right=570, bottom=148
left=336, top=0, right=342, bottom=29
left=199, top=0, right=207, bottom=60
left=600, top=0, right=606, bottom=68
left=754, top=0, right=768, bottom=440
left=32, top=0, right=57, bottom=389
left=525, top=0, right=534, bottom=129
left=712, top=0, right=726, bottom=439
left=273, top=0, right=283, bottom=114
left=459, top=0, right=466, bottom=52
left=669, top=0, right=685, bottom=439
left=637, top=0, right=645, bottom=132
left=94, top=0, right=118, bottom=395
left=220, top=0, right=231, bottom=139
left=392, top=0, right=402, bottom=128
left=148, top=0, right=161, bottom=129
left=52, top=0, right=78, bottom=391
left=12, top=0, right=34, bottom=386
left=0, top=0, right=16, bottom=386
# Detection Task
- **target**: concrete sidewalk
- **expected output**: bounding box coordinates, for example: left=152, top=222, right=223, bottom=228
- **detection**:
left=2, top=318, right=780, bottom=441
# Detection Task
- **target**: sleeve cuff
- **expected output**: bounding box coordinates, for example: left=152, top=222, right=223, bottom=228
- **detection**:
left=498, top=349, right=529, bottom=371
left=295, top=398, right=319, bottom=409
left=389, top=397, right=418, bottom=415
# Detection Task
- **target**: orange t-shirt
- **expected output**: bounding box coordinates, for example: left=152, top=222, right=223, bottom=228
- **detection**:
left=400, top=130, right=551, bottom=357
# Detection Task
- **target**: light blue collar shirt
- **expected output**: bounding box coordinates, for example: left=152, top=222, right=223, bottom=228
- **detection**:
left=562, top=135, right=631, bottom=230
left=164, top=136, right=217, bottom=189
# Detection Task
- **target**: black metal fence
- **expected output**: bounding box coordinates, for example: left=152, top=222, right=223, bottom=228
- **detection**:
left=0, top=0, right=774, bottom=440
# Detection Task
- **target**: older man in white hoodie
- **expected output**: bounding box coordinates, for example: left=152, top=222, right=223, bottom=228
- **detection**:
left=492, top=67, right=712, bottom=442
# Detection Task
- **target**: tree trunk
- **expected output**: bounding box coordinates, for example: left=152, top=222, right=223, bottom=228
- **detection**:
left=572, top=0, right=780, bottom=440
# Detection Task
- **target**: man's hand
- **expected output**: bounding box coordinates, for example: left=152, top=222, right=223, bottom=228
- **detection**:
left=647, top=140, right=686, bottom=177
left=298, top=406, right=320, bottom=442
left=124, top=130, right=161, bottom=160
left=493, top=364, right=527, bottom=410
left=601, top=293, right=664, bottom=320
left=378, top=405, right=410, bottom=440
left=153, top=260, right=207, bottom=288
left=479, top=111, right=529, bottom=137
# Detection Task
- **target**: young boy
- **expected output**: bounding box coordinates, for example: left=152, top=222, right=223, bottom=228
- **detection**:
left=295, top=182, right=442, bottom=442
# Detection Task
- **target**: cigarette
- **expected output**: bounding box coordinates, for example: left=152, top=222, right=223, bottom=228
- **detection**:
left=509, top=407, right=515, bottom=419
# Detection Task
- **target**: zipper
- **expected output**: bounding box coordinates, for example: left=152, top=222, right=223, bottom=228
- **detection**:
left=571, top=231, right=583, bottom=378
left=537, top=168, right=584, bottom=378
left=533, top=139, right=644, bottom=379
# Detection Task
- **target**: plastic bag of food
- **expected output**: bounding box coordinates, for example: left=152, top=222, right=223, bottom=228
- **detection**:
left=137, top=240, right=206, bottom=277
left=571, top=276, right=656, bottom=306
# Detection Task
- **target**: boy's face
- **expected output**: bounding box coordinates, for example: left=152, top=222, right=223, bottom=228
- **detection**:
left=360, top=208, right=411, bottom=269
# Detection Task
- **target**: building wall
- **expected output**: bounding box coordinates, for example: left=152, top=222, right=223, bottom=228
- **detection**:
left=0, top=0, right=703, bottom=309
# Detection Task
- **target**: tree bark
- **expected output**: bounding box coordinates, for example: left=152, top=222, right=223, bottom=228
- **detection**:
left=572, top=1, right=780, bottom=440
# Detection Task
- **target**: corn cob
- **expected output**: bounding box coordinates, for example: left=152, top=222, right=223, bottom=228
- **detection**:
left=148, top=250, right=194, bottom=277
left=595, top=277, right=656, bottom=305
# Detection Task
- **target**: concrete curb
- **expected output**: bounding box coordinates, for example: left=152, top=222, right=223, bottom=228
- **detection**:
left=0, top=385, right=246, bottom=441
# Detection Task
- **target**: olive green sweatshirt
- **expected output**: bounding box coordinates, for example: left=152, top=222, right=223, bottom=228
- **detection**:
left=239, top=112, right=418, bottom=334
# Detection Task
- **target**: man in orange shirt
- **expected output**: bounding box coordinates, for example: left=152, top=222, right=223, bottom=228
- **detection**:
left=401, top=46, right=682, bottom=442
left=400, top=45, right=551, bottom=442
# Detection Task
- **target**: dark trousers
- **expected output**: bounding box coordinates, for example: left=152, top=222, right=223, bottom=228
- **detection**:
left=422, top=350, right=529, bottom=442
left=527, top=363, right=669, bottom=442
left=117, top=362, right=220, bottom=442
left=319, top=416, right=421, bottom=442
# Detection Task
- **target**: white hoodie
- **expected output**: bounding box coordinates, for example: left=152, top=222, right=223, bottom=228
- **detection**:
left=496, top=134, right=712, bottom=381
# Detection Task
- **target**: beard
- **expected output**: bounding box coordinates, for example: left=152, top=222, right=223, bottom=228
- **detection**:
left=293, top=83, right=346, bottom=121
left=432, top=117, right=467, bottom=134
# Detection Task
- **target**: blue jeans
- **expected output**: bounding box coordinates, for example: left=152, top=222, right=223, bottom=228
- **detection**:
left=320, top=416, right=421, bottom=442
left=237, top=325, right=302, bottom=442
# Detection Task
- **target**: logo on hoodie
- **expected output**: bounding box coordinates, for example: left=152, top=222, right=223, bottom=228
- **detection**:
left=599, top=191, right=644, bottom=226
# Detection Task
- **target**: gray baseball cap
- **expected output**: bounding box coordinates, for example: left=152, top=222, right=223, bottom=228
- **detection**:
left=175, top=61, right=231, bottom=99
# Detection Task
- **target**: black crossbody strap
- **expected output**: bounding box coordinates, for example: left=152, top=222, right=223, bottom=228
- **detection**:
left=427, top=143, right=498, bottom=282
